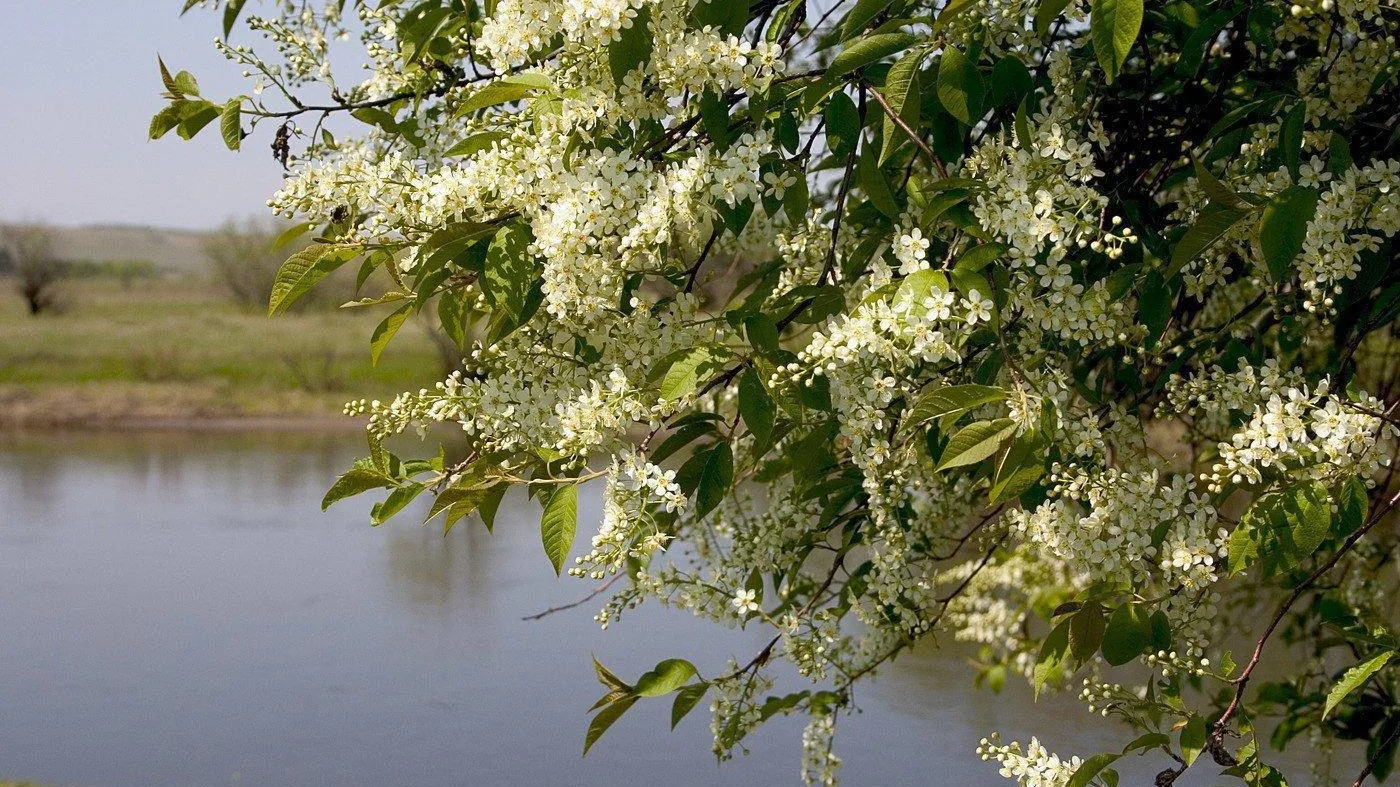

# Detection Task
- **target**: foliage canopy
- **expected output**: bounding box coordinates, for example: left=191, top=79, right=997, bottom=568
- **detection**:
left=158, top=0, right=1400, bottom=783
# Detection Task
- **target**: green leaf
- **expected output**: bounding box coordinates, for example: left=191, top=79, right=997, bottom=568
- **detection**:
left=1193, top=159, right=1247, bottom=209
left=219, top=99, right=242, bottom=150
left=1138, top=270, right=1172, bottom=347
left=1033, top=618, right=1071, bottom=696
left=1101, top=603, right=1151, bottom=666
left=1067, top=753, right=1121, bottom=787
left=482, top=223, right=537, bottom=328
left=694, top=442, right=734, bottom=519
left=1281, top=481, right=1331, bottom=558
left=369, top=302, right=414, bottom=366
left=931, top=0, right=980, bottom=32
left=1235, top=482, right=1334, bottom=577
left=1090, top=0, right=1143, bottom=84
left=501, top=72, right=555, bottom=90
left=935, top=47, right=984, bottom=125
left=828, top=32, right=919, bottom=77
left=1176, top=5, right=1240, bottom=77
left=1034, top=0, right=1073, bottom=36
left=222, top=0, right=248, bottom=38
left=990, top=430, right=1047, bottom=504
left=584, top=696, right=636, bottom=755
left=825, top=91, right=862, bottom=159
left=1068, top=602, right=1107, bottom=665
left=841, top=0, right=892, bottom=38
left=371, top=483, right=425, bottom=525
left=1180, top=714, right=1207, bottom=766
left=269, top=244, right=359, bottom=316
left=1278, top=102, right=1305, bottom=180
left=427, top=485, right=492, bottom=531
left=322, top=467, right=393, bottom=510
left=1121, top=732, right=1170, bottom=754
left=420, top=220, right=497, bottom=271
left=745, top=313, right=781, bottom=355
left=446, top=131, right=510, bottom=157
left=956, top=242, right=1008, bottom=272
left=1328, top=132, right=1354, bottom=174
left=990, top=57, right=1032, bottom=107
left=540, top=484, right=578, bottom=576
left=699, top=91, right=733, bottom=149
left=1323, top=651, right=1393, bottom=719
left=657, top=346, right=723, bottom=401
left=906, top=384, right=1007, bottom=429
left=690, top=0, right=749, bottom=36
left=1149, top=609, right=1171, bottom=652
left=594, top=657, right=632, bottom=692
left=272, top=221, right=314, bottom=251
left=738, top=368, right=776, bottom=450
left=455, top=78, right=548, bottom=116
left=857, top=138, right=900, bottom=219
left=1170, top=203, right=1247, bottom=272
left=880, top=49, right=925, bottom=163
left=173, top=70, right=200, bottom=97
left=609, top=4, right=654, bottom=85
left=175, top=102, right=220, bottom=140
left=1336, top=476, right=1368, bottom=536
left=1227, top=518, right=1260, bottom=576
left=477, top=484, right=508, bottom=532
left=671, top=683, right=709, bottom=729
left=149, top=104, right=185, bottom=141
left=937, top=418, right=1016, bottom=471
left=1259, top=186, right=1319, bottom=283
left=894, top=268, right=950, bottom=308
left=636, top=659, right=698, bottom=696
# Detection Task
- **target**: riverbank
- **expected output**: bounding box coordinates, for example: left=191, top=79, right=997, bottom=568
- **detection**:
left=0, top=279, right=443, bottom=430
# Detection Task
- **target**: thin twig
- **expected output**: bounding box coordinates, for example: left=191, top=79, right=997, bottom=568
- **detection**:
left=521, top=573, right=624, bottom=621
left=863, top=80, right=947, bottom=177
left=1353, top=722, right=1400, bottom=787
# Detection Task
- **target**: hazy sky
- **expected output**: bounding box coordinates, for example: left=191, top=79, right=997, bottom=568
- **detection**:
left=0, top=1, right=285, bottom=230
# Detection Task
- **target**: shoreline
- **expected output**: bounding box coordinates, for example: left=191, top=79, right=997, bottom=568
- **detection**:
left=0, top=411, right=366, bottom=433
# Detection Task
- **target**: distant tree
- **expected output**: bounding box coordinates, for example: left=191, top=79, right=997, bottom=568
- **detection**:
left=203, top=217, right=288, bottom=310
left=204, top=218, right=355, bottom=309
left=2, top=226, right=66, bottom=315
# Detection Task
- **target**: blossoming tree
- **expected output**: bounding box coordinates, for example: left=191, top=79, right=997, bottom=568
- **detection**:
left=156, top=0, right=1400, bottom=783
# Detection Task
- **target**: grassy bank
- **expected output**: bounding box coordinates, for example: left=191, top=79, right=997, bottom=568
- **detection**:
left=0, top=279, right=444, bottom=429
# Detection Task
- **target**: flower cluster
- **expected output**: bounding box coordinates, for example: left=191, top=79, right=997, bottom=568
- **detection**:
left=573, top=451, right=686, bottom=579
left=977, top=735, right=1084, bottom=787
left=1209, top=381, right=1395, bottom=489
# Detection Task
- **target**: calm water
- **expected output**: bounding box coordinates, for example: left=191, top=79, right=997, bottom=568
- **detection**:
left=1, top=430, right=1246, bottom=786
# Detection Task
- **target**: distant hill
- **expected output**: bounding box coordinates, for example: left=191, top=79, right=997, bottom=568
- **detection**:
left=34, top=224, right=213, bottom=272
left=0, top=222, right=236, bottom=273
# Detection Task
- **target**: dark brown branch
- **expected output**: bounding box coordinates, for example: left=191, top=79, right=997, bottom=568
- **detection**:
left=1353, top=721, right=1400, bottom=787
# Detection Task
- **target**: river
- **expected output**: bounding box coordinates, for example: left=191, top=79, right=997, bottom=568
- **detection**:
left=0, top=430, right=1299, bottom=786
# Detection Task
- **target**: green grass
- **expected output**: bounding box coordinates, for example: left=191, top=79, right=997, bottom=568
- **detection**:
left=0, top=278, right=445, bottom=427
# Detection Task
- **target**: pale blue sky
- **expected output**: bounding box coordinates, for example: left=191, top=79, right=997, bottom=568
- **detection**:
left=0, top=1, right=284, bottom=229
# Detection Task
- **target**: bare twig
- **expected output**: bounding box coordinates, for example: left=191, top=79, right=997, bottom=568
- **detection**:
left=521, top=573, right=624, bottom=621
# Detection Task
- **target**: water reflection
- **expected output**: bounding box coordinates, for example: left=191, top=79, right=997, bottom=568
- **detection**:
left=383, top=525, right=489, bottom=612
left=0, top=430, right=1308, bottom=787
